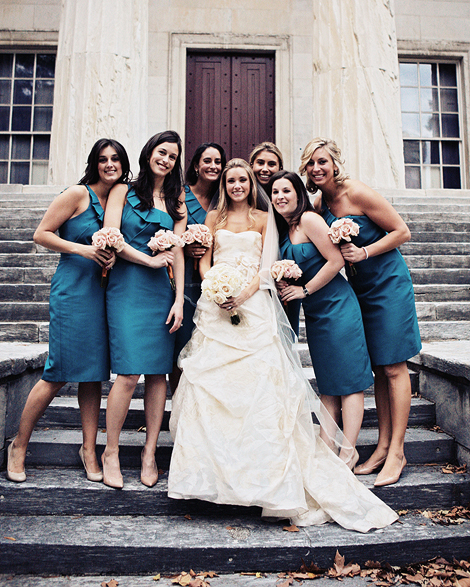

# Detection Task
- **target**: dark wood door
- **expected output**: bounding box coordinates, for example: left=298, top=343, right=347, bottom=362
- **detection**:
left=185, top=52, right=275, bottom=170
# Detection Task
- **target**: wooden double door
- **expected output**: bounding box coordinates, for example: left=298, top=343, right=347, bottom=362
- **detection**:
left=184, top=51, right=275, bottom=169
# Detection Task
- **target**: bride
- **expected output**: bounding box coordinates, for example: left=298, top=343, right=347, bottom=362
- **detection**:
left=168, top=159, right=398, bottom=532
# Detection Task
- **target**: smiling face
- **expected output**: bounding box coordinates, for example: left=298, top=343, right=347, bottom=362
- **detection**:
left=225, top=166, right=251, bottom=204
left=97, top=146, right=122, bottom=185
left=251, top=150, right=281, bottom=185
left=195, top=147, right=223, bottom=183
left=305, top=146, right=338, bottom=188
left=271, top=177, right=298, bottom=220
left=149, top=141, right=179, bottom=179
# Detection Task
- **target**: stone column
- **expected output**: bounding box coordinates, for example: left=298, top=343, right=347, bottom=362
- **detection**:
left=312, top=0, right=405, bottom=188
left=49, top=0, right=148, bottom=184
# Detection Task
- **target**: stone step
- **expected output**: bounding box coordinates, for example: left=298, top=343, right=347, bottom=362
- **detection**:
left=409, top=268, right=470, bottom=284
left=1, top=510, right=469, bottom=575
left=0, top=302, right=49, bottom=321
left=0, top=253, right=58, bottom=268
left=0, top=267, right=55, bottom=284
left=38, top=395, right=434, bottom=431
left=0, top=283, right=50, bottom=302
left=21, top=426, right=455, bottom=470
left=0, top=322, right=48, bottom=343
left=410, top=231, right=470, bottom=243
left=415, top=301, right=470, bottom=321
left=407, top=220, right=470, bottom=232
left=400, top=242, right=470, bottom=255
left=0, top=241, right=49, bottom=254
left=393, top=202, right=470, bottom=212
left=0, top=228, right=36, bottom=241
left=405, top=255, right=470, bottom=269
left=0, top=464, right=468, bottom=517
left=400, top=212, right=470, bottom=222
left=413, top=284, right=470, bottom=302
left=418, top=320, right=470, bottom=340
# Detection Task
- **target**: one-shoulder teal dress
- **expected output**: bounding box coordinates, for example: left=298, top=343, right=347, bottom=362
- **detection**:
left=321, top=200, right=422, bottom=366
left=106, top=189, right=176, bottom=375
left=43, top=186, right=110, bottom=382
left=174, top=185, right=207, bottom=360
left=280, top=233, right=373, bottom=396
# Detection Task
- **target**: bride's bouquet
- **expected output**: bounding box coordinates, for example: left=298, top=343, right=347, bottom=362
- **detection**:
left=148, top=229, right=184, bottom=290
left=328, top=218, right=360, bottom=276
left=181, top=224, right=213, bottom=272
left=201, top=262, right=245, bottom=325
left=92, top=227, right=126, bottom=287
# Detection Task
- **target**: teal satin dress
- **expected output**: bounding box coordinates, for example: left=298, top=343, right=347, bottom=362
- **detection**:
left=174, top=186, right=208, bottom=360
left=43, top=186, right=110, bottom=382
left=321, top=200, right=422, bottom=366
left=280, top=233, right=373, bottom=396
left=106, top=189, right=176, bottom=375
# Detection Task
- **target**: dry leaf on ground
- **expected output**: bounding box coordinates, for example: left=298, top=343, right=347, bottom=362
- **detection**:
left=282, top=524, right=299, bottom=532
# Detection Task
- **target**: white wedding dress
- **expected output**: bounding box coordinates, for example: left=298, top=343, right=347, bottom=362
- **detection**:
left=169, top=229, right=398, bottom=532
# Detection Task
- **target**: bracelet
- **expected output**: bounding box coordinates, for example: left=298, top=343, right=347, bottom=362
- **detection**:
left=302, top=286, right=310, bottom=297
left=363, top=247, right=369, bottom=260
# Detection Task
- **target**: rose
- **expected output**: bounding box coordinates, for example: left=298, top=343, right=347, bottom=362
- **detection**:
left=92, top=227, right=127, bottom=287
left=148, top=229, right=184, bottom=290
left=182, top=224, right=214, bottom=271
left=201, top=263, right=245, bottom=324
left=328, top=218, right=361, bottom=276
left=271, top=259, right=303, bottom=282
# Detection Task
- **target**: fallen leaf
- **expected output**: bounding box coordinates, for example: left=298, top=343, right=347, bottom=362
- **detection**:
left=276, top=578, right=293, bottom=587
left=282, top=524, right=299, bottom=532
left=184, top=514, right=192, bottom=520
left=3, top=537, right=16, bottom=541
left=153, top=574, right=161, bottom=581
left=101, top=581, right=118, bottom=587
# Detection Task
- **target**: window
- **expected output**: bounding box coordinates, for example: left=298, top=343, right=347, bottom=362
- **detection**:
left=0, top=52, right=56, bottom=185
left=400, top=61, right=462, bottom=189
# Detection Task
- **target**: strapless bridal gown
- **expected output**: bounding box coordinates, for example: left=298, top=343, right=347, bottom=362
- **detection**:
left=168, top=229, right=398, bottom=532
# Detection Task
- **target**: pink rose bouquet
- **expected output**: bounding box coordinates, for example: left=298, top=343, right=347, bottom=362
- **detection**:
left=148, top=229, right=184, bottom=290
left=92, top=227, right=126, bottom=287
left=181, top=224, right=214, bottom=272
left=202, top=262, right=245, bottom=325
left=328, top=218, right=360, bottom=275
left=271, top=259, right=303, bottom=307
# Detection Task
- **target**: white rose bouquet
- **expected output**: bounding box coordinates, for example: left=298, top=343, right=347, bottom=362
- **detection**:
left=201, top=262, right=245, bottom=325
left=92, top=227, right=126, bottom=287
left=148, top=229, right=184, bottom=290
left=328, top=217, right=360, bottom=276
left=181, top=224, right=214, bottom=272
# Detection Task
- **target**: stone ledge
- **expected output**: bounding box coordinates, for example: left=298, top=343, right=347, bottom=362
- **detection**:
left=0, top=342, right=49, bottom=379
left=408, top=341, right=470, bottom=382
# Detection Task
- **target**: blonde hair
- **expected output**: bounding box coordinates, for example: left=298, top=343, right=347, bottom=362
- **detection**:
left=215, top=159, right=258, bottom=231
left=249, top=142, right=284, bottom=169
left=299, top=137, right=349, bottom=193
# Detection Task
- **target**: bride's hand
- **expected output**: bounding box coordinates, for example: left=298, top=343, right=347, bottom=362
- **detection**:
left=218, top=289, right=249, bottom=312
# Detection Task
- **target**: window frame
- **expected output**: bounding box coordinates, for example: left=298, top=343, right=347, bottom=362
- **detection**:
left=0, top=49, right=56, bottom=185
left=398, top=41, right=470, bottom=191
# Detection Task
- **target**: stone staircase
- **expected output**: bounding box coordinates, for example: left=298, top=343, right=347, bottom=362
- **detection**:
left=1, top=186, right=470, bottom=576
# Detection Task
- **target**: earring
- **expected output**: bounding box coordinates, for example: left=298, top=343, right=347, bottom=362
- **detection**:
left=334, top=169, right=339, bottom=177
left=195, top=169, right=199, bottom=177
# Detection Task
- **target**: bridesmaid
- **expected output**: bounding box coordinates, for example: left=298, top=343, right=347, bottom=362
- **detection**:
left=300, top=137, right=421, bottom=487
left=270, top=170, right=373, bottom=468
left=102, top=130, right=186, bottom=489
left=169, top=142, right=226, bottom=393
left=249, top=142, right=301, bottom=337
left=6, top=138, right=130, bottom=483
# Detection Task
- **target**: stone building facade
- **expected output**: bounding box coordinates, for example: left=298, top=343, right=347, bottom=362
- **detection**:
left=0, top=0, right=468, bottom=190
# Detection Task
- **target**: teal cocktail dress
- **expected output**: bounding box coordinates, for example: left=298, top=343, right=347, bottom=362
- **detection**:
left=43, top=186, right=110, bottom=382
left=280, top=233, right=373, bottom=396
left=321, top=200, right=422, bottom=366
left=174, top=185, right=207, bottom=360
left=106, top=189, right=176, bottom=375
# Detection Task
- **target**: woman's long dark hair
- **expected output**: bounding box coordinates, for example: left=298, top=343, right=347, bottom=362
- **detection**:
left=132, top=130, right=184, bottom=221
left=185, top=142, right=227, bottom=200
left=79, top=138, right=131, bottom=185
left=267, top=170, right=314, bottom=233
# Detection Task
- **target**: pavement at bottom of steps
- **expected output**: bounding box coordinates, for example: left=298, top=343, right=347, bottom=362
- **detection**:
left=0, top=573, right=383, bottom=587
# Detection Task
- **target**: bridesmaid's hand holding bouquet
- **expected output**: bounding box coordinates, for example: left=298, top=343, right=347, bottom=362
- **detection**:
left=148, top=229, right=184, bottom=290
left=271, top=260, right=303, bottom=306
left=328, top=218, right=360, bottom=276
left=181, top=224, right=213, bottom=272
left=92, top=227, right=126, bottom=287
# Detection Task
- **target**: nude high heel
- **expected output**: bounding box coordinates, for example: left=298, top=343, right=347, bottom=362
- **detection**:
left=140, top=450, right=159, bottom=488
left=6, top=439, right=26, bottom=483
left=374, top=456, right=407, bottom=487
left=354, top=455, right=387, bottom=475
left=79, top=446, right=103, bottom=482
left=101, top=453, right=123, bottom=489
